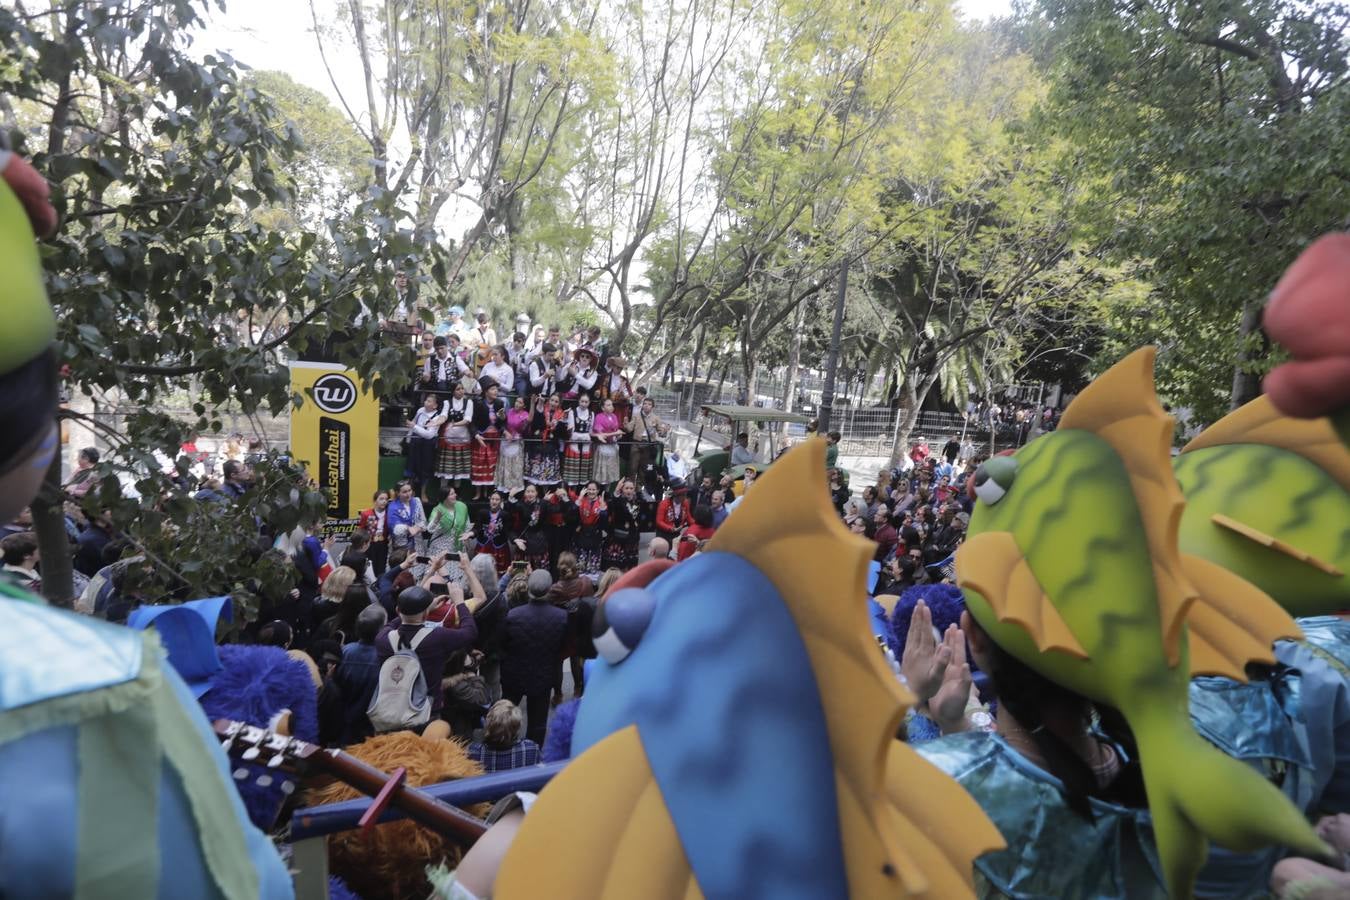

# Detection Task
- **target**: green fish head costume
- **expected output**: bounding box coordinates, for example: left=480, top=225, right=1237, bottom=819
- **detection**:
left=955, top=347, right=1327, bottom=898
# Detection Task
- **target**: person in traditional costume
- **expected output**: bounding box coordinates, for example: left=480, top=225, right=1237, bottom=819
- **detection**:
left=476, top=490, right=514, bottom=574
left=496, top=394, right=529, bottom=494
left=471, top=379, right=505, bottom=499
left=562, top=346, right=599, bottom=401
left=562, top=392, right=596, bottom=487
left=405, top=392, right=446, bottom=497
left=542, top=484, right=576, bottom=572
left=597, top=355, right=633, bottom=424
left=422, top=335, right=471, bottom=393
left=602, top=478, right=643, bottom=571
left=528, top=342, right=560, bottom=401
left=507, top=484, right=551, bottom=572
left=572, top=480, right=607, bottom=577
left=591, top=397, right=623, bottom=487
left=386, top=479, right=427, bottom=555
left=426, top=484, right=474, bottom=563
left=435, top=381, right=474, bottom=488
left=525, top=393, right=565, bottom=487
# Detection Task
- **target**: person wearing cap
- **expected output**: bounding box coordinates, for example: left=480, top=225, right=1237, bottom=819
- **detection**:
left=376, top=583, right=483, bottom=723
left=500, top=569, right=568, bottom=744
left=445, top=305, right=474, bottom=345
left=596, top=354, right=633, bottom=424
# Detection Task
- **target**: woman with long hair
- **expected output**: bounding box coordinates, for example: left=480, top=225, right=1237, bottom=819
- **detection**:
left=476, top=490, right=513, bottom=575
left=435, top=381, right=474, bottom=488
left=525, top=393, right=565, bottom=487
left=496, top=394, right=530, bottom=494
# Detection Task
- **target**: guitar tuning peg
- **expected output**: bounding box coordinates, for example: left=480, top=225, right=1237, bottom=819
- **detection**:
left=268, top=751, right=286, bottom=769
left=241, top=745, right=261, bottom=761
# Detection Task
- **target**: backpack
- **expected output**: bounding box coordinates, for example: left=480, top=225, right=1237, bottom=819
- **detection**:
left=366, top=626, right=435, bottom=733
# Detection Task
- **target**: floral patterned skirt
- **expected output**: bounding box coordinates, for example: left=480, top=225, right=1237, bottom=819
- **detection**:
left=495, top=438, right=525, bottom=492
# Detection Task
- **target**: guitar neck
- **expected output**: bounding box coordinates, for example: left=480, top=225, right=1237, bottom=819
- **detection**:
left=317, top=747, right=488, bottom=844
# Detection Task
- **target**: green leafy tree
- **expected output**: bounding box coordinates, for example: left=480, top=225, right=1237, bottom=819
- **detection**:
left=2, top=0, right=425, bottom=610
left=1026, top=0, right=1350, bottom=419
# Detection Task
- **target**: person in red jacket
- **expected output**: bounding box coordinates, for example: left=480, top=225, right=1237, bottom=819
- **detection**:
left=676, top=502, right=717, bottom=561
left=654, top=484, right=689, bottom=545
left=356, top=488, right=392, bottom=576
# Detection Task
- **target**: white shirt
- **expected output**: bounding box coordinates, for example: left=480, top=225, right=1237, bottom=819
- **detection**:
left=480, top=360, right=514, bottom=392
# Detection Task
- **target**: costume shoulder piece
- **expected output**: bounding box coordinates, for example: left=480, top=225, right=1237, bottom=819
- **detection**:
left=495, top=440, right=1002, bottom=900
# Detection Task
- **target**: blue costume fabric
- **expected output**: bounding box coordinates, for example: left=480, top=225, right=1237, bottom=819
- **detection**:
left=200, top=644, right=321, bottom=829
left=916, top=732, right=1166, bottom=900
left=0, top=597, right=293, bottom=900
left=918, top=619, right=1350, bottom=899
left=572, top=552, right=849, bottom=899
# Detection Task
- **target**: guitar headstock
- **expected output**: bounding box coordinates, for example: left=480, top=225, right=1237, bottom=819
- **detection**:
left=213, top=719, right=321, bottom=794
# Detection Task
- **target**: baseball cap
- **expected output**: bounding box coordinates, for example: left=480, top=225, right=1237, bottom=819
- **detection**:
left=397, top=585, right=434, bottom=615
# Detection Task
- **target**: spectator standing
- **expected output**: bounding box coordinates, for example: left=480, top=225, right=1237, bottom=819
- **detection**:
left=375, top=582, right=482, bottom=726
left=548, top=551, right=595, bottom=698
left=500, top=571, right=568, bottom=745
left=468, top=700, right=541, bottom=773
left=710, top=489, right=729, bottom=529
left=824, top=431, right=840, bottom=471
left=73, top=513, right=113, bottom=578
left=942, top=434, right=961, bottom=466
left=357, top=489, right=392, bottom=576
left=340, top=529, right=376, bottom=586
left=221, top=459, right=250, bottom=499
left=334, top=604, right=388, bottom=745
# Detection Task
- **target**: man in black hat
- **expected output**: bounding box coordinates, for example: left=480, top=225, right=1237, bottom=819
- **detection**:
left=376, top=584, right=481, bottom=723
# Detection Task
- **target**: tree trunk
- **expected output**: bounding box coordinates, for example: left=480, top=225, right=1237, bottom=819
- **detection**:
left=1230, top=298, right=1266, bottom=410
left=31, top=450, right=74, bottom=605
left=780, top=300, right=807, bottom=444
left=886, top=370, right=942, bottom=467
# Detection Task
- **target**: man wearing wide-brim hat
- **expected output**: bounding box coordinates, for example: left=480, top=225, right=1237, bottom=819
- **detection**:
left=562, top=345, right=599, bottom=400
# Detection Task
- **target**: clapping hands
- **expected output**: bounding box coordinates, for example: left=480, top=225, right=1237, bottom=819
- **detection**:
left=900, top=599, right=973, bottom=734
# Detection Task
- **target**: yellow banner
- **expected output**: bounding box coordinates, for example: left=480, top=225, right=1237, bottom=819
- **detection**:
left=289, top=362, right=380, bottom=527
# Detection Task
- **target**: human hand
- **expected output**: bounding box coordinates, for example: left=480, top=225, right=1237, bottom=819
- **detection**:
left=930, top=626, right=973, bottom=733
left=899, top=600, right=951, bottom=705
left=476, top=436, right=487, bottom=447
left=514, top=538, right=526, bottom=551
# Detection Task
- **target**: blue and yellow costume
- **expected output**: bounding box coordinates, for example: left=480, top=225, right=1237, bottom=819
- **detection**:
left=493, top=442, right=1005, bottom=899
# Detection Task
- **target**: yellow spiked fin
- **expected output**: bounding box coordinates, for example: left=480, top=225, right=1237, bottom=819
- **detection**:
left=1180, top=553, right=1304, bottom=680
left=1182, top=396, right=1350, bottom=495
left=495, top=726, right=700, bottom=900
left=1057, top=347, right=1197, bottom=666
left=710, top=439, right=998, bottom=896
left=954, top=531, right=1088, bottom=658
left=883, top=742, right=1006, bottom=898
left=1212, top=513, right=1345, bottom=576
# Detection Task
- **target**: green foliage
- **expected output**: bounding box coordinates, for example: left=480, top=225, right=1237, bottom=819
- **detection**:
left=1026, top=0, right=1350, bottom=413
left=2, top=0, right=429, bottom=611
